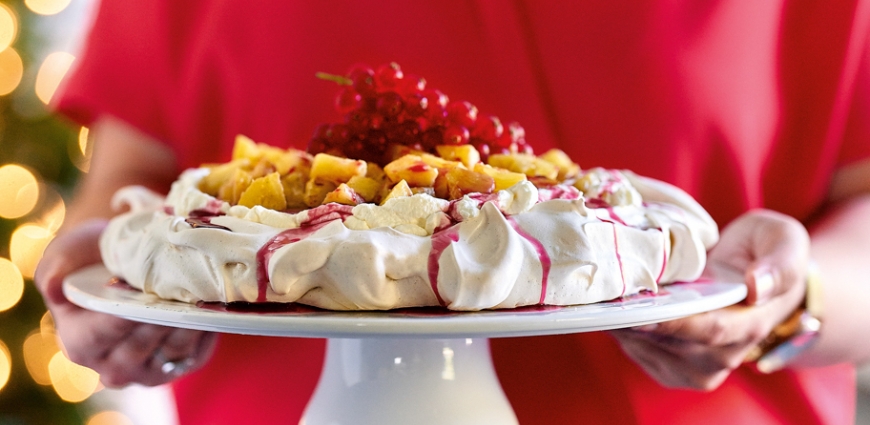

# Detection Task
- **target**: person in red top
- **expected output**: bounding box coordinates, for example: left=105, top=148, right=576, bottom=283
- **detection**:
left=35, top=1, right=870, bottom=424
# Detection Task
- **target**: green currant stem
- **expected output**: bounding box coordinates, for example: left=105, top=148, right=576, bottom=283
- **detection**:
left=315, top=72, right=352, bottom=85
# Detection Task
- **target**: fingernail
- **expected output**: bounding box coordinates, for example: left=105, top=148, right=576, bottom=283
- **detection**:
left=631, top=323, right=658, bottom=332
left=753, top=268, right=774, bottom=305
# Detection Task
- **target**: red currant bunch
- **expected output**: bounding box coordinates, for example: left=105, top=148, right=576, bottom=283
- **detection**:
left=308, top=62, right=533, bottom=164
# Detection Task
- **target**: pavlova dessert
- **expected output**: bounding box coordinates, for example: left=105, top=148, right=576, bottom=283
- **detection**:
left=100, top=63, right=718, bottom=311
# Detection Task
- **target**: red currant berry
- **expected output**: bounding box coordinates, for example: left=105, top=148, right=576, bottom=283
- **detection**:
left=404, top=93, right=429, bottom=117
left=505, top=121, right=526, bottom=142
left=471, top=140, right=491, bottom=161
left=376, top=91, right=404, bottom=118
left=375, top=62, right=404, bottom=91
left=421, top=128, right=444, bottom=150
left=446, top=101, right=478, bottom=128
left=398, top=74, right=426, bottom=95
left=471, top=114, right=503, bottom=141
left=423, top=89, right=449, bottom=108
left=443, top=124, right=470, bottom=145
left=326, top=123, right=350, bottom=147
left=335, top=87, right=361, bottom=114
left=348, top=65, right=377, bottom=99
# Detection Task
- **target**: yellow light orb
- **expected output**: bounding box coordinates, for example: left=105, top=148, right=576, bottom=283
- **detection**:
left=23, top=329, right=59, bottom=386
left=87, top=411, right=135, bottom=425
left=79, top=126, right=90, bottom=155
left=0, top=47, right=23, bottom=96
left=10, top=224, right=53, bottom=279
left=25, top=0, right=72, bottom=16
left=48, top=352, right=100, bottom=402
left=0, top=164, right=40, bottom=219
left=0, top=3, right=17, bottom=52
left=32, top=184, right=66, bottom=234
left=0, top=340, right=10, bottom=392
left=35, top=51, right=75, bottom=104
left=0, top=258, right=24, bottom=312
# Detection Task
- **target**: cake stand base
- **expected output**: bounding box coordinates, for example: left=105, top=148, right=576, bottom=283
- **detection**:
left=301, top=338, right=517, bottom=425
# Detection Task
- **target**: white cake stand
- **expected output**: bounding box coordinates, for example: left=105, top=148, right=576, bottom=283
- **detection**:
left=64, top=265, right=746, bottom=425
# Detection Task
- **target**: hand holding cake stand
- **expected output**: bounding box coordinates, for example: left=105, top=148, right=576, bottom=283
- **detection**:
left=64, top=265, right=745, bottom=425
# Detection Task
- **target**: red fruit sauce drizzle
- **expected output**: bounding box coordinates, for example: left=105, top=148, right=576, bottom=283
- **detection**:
left=255, top=221, right=330, bottom=302
left=506, top=217, right=551, bottom=304
left=427, top=225, right=460, bottom=306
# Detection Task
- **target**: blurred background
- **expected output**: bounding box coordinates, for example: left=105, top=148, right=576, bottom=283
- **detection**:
left=0, top=1, right=867, bottom=424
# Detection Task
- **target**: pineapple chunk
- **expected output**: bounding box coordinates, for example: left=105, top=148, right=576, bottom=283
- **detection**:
left=436, top=144, right=481, bottom=168
left=199, top=159, right=251, bottom=196
left=347, top=175, right=382, bottom=203
left=250, top=158, right=277, bottom=178
left=366, top=162, right=387, bottom=184
left=281, top=172, right=308, bottom=209
left=383, top=155, right=439, bottom=187
left=539, top=149, right=580, bottom=181
left=231, top=134, right=261, bottom=162
left=304, top=178, right=338, bottom=207
left=445, top=167, right=495, bottom=200
left=380, top=180, right=413, bottom=205
left=488, top=153, right=558, bottom=180
left=323, top=183, right=365, bottom=206
left=274, top=149, right=313, bottom=176
left=217, top=168, right=254, bottom=205
left=473, top=163, right=528, bottom=191
left=238, top=172, right=287, bottom=210
left=386, top=144, right=427, bottom=162
left=419, top=153, right=464, bottom=170
left=309, top=153, right=367, bottom=184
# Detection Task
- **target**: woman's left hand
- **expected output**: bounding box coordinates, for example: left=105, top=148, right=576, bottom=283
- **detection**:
left=609, top=209, right=810, bottom=390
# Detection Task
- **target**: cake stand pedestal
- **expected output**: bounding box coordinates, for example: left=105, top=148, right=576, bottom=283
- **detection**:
left=64, top=265, right=746, bottom=425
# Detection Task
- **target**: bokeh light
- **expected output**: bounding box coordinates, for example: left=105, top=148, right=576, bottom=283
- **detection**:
left=24, top=0, right=73, bottom=16
left=0, top=258, right=24, bottom=312
left=9, top=223, right=53, bottom=279
left=0, top=46, right=23, bottom=95
left=0, top=3, right=18, bottom=51
left=0, top=340, right=10, bottom=392
left=0, top=164, right=40, bottom=219
left=48, top=351, right=100, bottom=402
left=23, top=328, right=58, bottom=386
left=35, top=51, right=75, bottom=104
left=87, top=411, right=135, bottom=425
left=72, top=126, right=92, bottom=172
left=33, top=183, right=66, bottom=233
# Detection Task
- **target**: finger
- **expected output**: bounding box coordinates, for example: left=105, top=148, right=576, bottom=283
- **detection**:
left=611, top=330, right=731, bottom=390
left=100, top=324, right=174, bottom=387
left=33, top=219, right=108, bottom=306
left=736, top=211, right=810, bottom=305
left=634, top=305, right=767, bottom=348
left=615, top=328, right=753, bottom=374
left=160, top=328, right=204, bottom=361
left=58, top=313, right=138, bottom=368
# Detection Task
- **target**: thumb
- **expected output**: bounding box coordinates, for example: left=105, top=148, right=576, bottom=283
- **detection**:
left=34, top=219, right=108, bottom=307
left=740, top=210, right=810, bottom=306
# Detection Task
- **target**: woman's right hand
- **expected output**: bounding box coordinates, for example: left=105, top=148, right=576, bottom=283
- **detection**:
left=34, top=219, right=217, bottom=387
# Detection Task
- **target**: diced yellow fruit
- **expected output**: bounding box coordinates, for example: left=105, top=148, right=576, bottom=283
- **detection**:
left=310, top=153, right=367, bottom=184
left=238, top=172, right=287, bottom=210
left=436, top=144, right=480, bottom=168
left=281, top=172, right=308, bottom=209
left=446, top=167, right=495, bottom=200
left=250, top=158, right=277, bottom=179
left=473, top=163, right=528, bottom=191
left=419, top=153, right=464, bottom=170
left=539, top=149, right=581, bottom=181
left=274, top=149, right=313, bottom=176
left=217, top=168, right=254, bottom=205
left=231, top=135, right=260, bottom=162
left=411, top=187, right=436, bottom=196
left=383, top=155, right=439, bottom=187
left=323, top=183, right=365, bottom=206
left=199, top=158, right=251, bottom=196
left=380, top=180, right=413, bottom=205
left=347, top=176, right=382, bottom=203
left=304, top=179, right=337, bottom=208
left=366, top=162, right=387, bottom=183
left=386, top=144, right=427, bottom=162
left=488, top=153, right=558, bottom=180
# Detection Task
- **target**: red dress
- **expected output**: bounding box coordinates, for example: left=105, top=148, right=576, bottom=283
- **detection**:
left=57, top=1, right=870, bottom=424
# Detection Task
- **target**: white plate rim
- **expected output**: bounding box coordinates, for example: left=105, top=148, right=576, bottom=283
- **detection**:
left=63, top=264, right=746, bottom=338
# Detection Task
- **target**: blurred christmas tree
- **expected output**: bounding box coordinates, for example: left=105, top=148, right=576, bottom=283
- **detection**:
left=0, top=1, right=128, bottom=423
